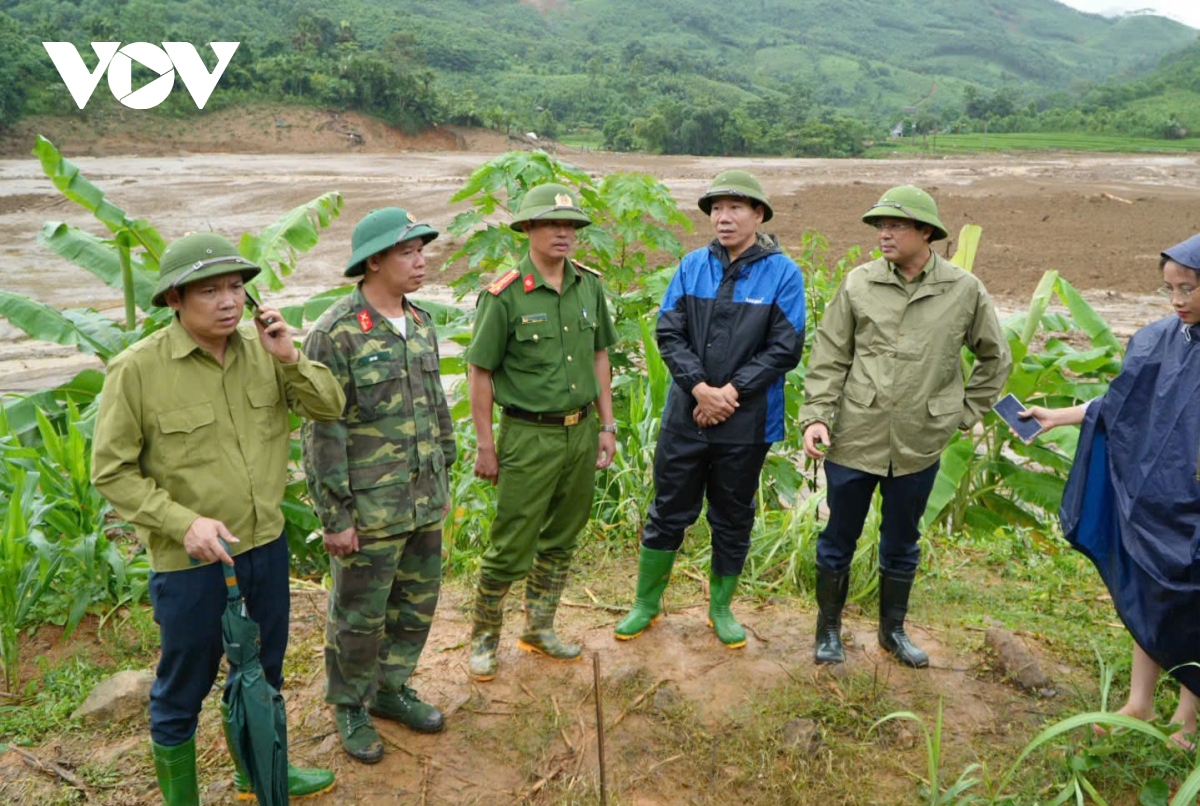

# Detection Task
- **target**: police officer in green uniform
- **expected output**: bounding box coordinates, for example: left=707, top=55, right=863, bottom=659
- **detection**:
left=302, top=208, right=456, bottom=763
left=92, top=232, right=343, bottom=805
left=466, top=183, right=618, bottom=681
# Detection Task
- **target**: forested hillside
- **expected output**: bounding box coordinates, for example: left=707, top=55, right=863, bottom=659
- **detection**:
left=1, top=0, right=1196, bottom=155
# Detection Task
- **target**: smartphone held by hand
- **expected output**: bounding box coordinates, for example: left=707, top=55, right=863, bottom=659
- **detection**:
left=994, top=393, right=1044, bottom=444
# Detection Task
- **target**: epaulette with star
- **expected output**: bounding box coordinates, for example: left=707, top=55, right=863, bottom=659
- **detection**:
left=486, top=268, right=521, bottom=295
left=572, top=260, right=603, bottom=278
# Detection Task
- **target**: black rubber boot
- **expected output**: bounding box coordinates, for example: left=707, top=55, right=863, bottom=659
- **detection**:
left=877, top=569, right=929, bottom=668
left=814, top=566, right=849, bottom=665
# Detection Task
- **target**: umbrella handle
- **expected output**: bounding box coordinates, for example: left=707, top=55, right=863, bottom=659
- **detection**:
left=219, top=538, right=242, bottom=600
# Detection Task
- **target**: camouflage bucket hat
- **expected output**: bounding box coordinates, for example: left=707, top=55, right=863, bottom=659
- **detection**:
left=862, top=185, right=948, bottom=242
left=509, top=183, right=591, bottom=231
left=1162, top=233, right=1200, bottom=271
left=153, top=232, right=260, bottom=307
left=345, top=207, right=439, bottom=277
left=697, top=169, right=773, bottom=222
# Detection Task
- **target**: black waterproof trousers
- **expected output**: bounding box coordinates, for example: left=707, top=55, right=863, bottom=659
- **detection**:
left=641, top=431, right=771, bottom=576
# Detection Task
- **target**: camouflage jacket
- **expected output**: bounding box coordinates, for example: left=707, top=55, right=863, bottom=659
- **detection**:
left=302, top=285, right=456, bottom=537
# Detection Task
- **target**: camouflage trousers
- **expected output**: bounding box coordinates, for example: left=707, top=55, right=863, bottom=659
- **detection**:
left=325, top=527, right=442, bottom=706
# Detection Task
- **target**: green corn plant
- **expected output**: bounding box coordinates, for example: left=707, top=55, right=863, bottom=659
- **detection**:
left=872, top=699, right=984, bottom=805
left=0, top=469, right=62, bottom=692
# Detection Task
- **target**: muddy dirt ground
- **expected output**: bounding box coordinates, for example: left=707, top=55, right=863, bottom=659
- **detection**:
left=2, top=143, right=1197, bottom=392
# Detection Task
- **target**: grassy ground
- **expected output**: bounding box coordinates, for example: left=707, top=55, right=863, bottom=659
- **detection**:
left=865, top=132, right=1200, bottom=157
left=0, top=525, right=1196, bottom=804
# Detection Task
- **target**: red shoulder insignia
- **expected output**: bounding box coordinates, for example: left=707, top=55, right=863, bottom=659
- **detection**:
left=523, top=274, right=535, bottom=292
left=357, top=309, right=374, bottom=333
left=573, top=260, right=603, bottom=278
left=486, top=268, right=521, bottom=296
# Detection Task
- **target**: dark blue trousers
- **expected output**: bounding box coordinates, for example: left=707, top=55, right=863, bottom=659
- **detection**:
left=642, top=433, right=771, bottom=577
left=148, top=535, right=290, bottom=746
left=816, top=460, right=940, bottom=576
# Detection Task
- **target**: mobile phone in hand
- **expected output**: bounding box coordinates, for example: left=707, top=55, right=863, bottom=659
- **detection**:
left=993, top=393, right=1043, bottom=444
left=243, top=287, right=276, bottom=326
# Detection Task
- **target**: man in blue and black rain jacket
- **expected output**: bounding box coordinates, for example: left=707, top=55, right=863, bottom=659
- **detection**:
left=614, top=169, right=806, bottom=649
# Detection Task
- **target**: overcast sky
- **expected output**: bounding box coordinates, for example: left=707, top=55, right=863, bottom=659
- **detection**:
left=1056, top=0, right=1200, bottom=29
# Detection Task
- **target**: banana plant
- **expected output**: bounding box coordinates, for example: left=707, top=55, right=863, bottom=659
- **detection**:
left=1, top=136, right=343, bottom=432
left=922, top=269, right=1124, bottom=534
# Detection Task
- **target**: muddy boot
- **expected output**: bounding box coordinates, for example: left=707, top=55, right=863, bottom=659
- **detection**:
left=707, top=571, right=746, bottom=649
left=151, top=735, right=199, bottom=806
left=614, top=547, right=676, bottom=640
left=877, top=569, right=928, bottom=668
left=469, top=575, right=511, bottom=681
left=517, top=557, right=582, bottom=660
left=223, top=702, right=336, bottom=798
left=814, top=566, right=849, bottom=665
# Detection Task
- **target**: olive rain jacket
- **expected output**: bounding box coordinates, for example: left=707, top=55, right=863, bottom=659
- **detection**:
left=657, top=234, right=806, bottom=445
left=799, top=252, right=1011, bottom=476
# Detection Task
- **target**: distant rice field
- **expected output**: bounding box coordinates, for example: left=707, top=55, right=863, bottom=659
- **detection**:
left=866, top=132, right=1200, bottom=156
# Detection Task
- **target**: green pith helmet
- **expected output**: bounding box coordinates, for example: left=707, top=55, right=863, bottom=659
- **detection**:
left=862, top=185, right=948, bottom=242
left=345, top=207, right=439, bottom=277
left=508, top=183, right=591, bottom=231
left=697, top=170, right=773, bottom=222
left=153, top=232, right=260, bottom=307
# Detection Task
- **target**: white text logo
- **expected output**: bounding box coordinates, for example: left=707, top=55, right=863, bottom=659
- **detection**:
left=42, top=42, right=240, bottom=110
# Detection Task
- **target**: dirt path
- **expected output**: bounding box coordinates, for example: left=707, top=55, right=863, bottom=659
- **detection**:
left=0, top=579, right=1071, bottom=805
left=2, top=147, right=1197, bottom=390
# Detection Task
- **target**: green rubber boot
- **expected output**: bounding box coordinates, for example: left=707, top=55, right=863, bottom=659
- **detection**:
left=469, top=575, right=512, bottom=681
left=222, top=702, right=337, bottom=798
left=614, top=547, right=676, bottom=640
left=151, top=735, right=199, bottom=806
left=517, top=556, right=582, bottom=660
left=707, top=572, right=746, bottom=649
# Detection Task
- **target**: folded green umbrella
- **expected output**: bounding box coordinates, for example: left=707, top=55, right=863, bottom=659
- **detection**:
left=220, top=549, right=289, bottom=805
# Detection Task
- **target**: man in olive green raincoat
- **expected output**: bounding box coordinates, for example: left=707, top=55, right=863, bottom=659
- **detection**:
left=302, top=207, right=456, bottom=764
left=800, top=186, right=1011, bottom=669
left=466, top=182, right=618, bottom=682
left=92, top=232, right=343, bottom=805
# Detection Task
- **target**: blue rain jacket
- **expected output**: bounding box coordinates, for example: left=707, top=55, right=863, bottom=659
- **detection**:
left=1060, top=315, right=1200, bottom=695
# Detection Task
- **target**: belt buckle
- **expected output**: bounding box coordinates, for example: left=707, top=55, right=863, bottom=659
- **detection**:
left=563, top=411, right=581, bottom=426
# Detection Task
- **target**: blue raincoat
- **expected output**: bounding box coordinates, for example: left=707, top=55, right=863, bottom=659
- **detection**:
left=1060, top=315, right=1200, bottom=696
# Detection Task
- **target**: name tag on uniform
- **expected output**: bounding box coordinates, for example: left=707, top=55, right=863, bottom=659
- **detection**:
left=521, top=313, right=548, bottom=324
left=355, top=354, right=383, bottom=366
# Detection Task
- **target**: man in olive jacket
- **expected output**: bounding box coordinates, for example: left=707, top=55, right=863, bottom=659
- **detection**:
left=800, top=186, right=1011, bottom=669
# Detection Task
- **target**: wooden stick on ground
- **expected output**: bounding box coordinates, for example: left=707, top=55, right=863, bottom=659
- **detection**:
left=609, top=679, right=667, bottom=731
left=13, top=747, right=91, bottom=795
left=594, top=653, right=608, bottom=806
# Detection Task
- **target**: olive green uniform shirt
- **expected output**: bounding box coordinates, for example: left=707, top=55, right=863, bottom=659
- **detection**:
left=799, top=252, right=1012, bottom=476
left=92, top=317, right=346, bottom=572
left=468, top=255, right=617, bottom=412
left=301, top=286, right=456, bottom=538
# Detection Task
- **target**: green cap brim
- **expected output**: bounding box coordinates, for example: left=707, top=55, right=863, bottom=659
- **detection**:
left=861, top=204, right=947, bottom=242
left=344, top=225, right=439, bottom=277
left=697, top=190, right=774, bottom=222
left=509, top=206, right=592, bottom=231
left=151, top=260, right=260, bottom=307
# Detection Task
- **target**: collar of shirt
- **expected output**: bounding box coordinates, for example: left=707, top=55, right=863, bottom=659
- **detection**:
left=887, top=250, right=937, bottom=286
left=166, top=314, right=246, bottom=361
left=520, top=253, right=579, bottom=293
left=351, top=283, right=411, bottom=338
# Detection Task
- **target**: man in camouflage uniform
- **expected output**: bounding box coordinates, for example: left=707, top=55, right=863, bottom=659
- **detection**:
left=302, top=207, right=456, bottom=763
left=466, top=182, right=618, bottom=681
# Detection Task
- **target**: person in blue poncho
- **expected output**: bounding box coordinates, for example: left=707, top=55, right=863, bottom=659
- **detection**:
left=1022, top=233, right=1200, bottom=751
